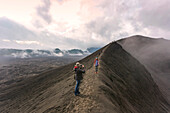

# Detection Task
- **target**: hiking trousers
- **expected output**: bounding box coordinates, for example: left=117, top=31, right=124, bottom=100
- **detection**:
left=75, top=80, right=80, bottom=95
left=95, top=65, right=98, bottom=72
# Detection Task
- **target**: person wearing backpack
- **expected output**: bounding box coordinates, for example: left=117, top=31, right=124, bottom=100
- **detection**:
left=73, top=62, right=85, bottom=96
left=94, top=57, right=99, bottom=74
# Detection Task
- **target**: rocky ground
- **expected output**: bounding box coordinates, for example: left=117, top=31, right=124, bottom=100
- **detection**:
left=0, top=57, right=82, bottom=89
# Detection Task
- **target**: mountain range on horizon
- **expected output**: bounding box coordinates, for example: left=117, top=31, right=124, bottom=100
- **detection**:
left=0, top=35, right=169, bottom=113
left=0, top=47, right=100, bottom=58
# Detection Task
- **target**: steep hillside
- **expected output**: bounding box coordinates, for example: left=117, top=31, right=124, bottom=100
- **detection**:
left=118, top=35, right=170, bottom=102
left=0, top=43, right=105, bottom=113
left=98, top=42, right=169, bottom=112
left=0, top=42, right=169, bottom=113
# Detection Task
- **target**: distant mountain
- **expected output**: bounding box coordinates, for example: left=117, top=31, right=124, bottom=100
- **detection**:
left=0, top=46, right=101, bottom=58
left=54, top=48, right=62, bottom=54
left=87, top=47, right=100, bottom=53
left=66, top=49, right=84, bottom=56
left=0, top=48, right=92, bottom=58
left=0, top=49, right=59, bottom=58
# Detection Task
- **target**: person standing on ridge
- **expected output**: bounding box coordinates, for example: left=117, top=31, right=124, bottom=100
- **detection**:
left=73, top=62, right=85, bottom=96
left=94, top=57, right=99, bottom=74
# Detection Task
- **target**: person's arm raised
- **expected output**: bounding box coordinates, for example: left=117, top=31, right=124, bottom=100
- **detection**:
left=81, top=65, right=85, bottom=73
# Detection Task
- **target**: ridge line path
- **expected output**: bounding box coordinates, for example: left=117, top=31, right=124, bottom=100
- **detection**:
left=64, top=45, right=109, bottom=113
left=65, top=66, right=101, bottom=113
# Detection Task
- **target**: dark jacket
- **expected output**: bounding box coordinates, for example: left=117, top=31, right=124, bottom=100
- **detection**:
left=74, top=68, right=85, bottom=80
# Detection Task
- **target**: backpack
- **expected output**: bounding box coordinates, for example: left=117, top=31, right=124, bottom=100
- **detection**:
left=95, top=59, right=99, bottom=66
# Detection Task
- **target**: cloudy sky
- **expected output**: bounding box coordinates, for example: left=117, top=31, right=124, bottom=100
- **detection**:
left=0, top=0, right=170, bottom=50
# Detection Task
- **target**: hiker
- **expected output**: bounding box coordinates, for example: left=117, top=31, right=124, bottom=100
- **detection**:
left=73, top=62, right=79, bottom=72
left=73, top=62, right=85, bottom=96
left=94, top=57, right=99, bottom=74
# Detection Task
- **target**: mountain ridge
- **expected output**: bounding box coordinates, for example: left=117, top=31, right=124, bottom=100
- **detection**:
left=118, top=35, right=170, bottom=103
left=0, top=41, right=169, bottom=113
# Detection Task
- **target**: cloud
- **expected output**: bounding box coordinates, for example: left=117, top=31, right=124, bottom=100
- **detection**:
left=56, top=0, right=69, bottom=4
left=15, top=40, right=43, bottom=45
left=2, top=39, right=11, bottom=42
left=36, top=0, right=52, bottom=24
left=32, top=0, right=135, bottom=48
left=10, top=50, right=64, bottom=58
left=1, top=0, right=170, bottom=50
left=78, top=0, right=170, bottom=41
left=75, top=0, right=135, bottom=42
left=137, top=0, right=170, bottom=30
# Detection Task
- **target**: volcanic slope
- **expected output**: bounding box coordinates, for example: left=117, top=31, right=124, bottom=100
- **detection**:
left=118, top=35, right=170, bottom=103
left=0, top=42, right=169, bottom=113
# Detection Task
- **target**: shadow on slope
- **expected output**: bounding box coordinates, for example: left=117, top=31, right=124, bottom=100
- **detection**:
left=118, top=35, right=170, bottom=103
left=97, top=42, right=169, bottom=113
